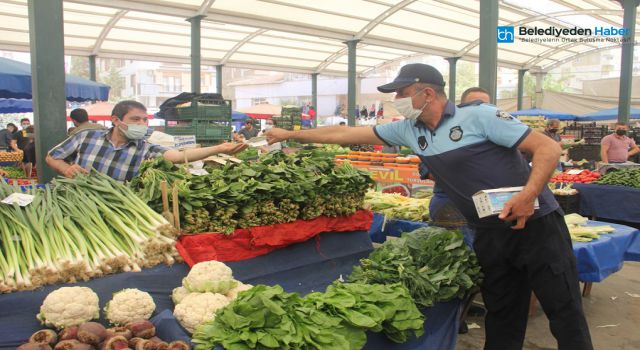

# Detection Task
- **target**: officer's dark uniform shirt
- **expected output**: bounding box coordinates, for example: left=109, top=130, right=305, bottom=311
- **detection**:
left=373, top=101, right=559, bottom=228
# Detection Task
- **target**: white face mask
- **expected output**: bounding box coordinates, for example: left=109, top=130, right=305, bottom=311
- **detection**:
left=118, top=123, right=148, bottom=140
left=393, top=89, right=428, bottom=120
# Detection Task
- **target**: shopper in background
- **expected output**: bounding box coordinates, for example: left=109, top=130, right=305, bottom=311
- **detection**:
left=460, top=87, right=491, bottom=105
left=69, top=108, right=106, bottom=136
left=238, top=120, right=259, bottom=140
left=0, top=123, right=17, bottom=151
left=11, top=118, right=31, bottom=152
left=46, top=100, right=247, bottom=182
left=22, top=126, right=36, bottom=178
left=360, top=106, right=368, bottom=118
left=266, top=63, right=592, bottom=350
left=600, top=122, right=640, bottom=163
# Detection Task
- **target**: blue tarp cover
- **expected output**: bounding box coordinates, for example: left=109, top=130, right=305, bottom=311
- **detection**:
left=510, top=108, right=577, bottom=121
left=0, top=57, right=109, bottom=102
left=577, top=107, right=640, bottom=121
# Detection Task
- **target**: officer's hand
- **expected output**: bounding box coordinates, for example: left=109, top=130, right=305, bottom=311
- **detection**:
left=499, top=191, right=536, bottom=230
left=63, top=164, right=88, bottom=178
left=265, top=128, right=291, bottom=145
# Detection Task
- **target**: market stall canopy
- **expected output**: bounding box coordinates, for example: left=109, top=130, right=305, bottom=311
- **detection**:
left=66, top=102, right=153, bottom=121
left=510, top=108, right=577, bottom=121
left=238, top=103, right=282, bottom=119
left=232, top=111, right=248, bottom=121
left=0, top=98, right=32, bottom=114
left=0, top=1, right=631, bottom=76
left=577, top=107, right=640, bottom=121
left=0, top=57, right=110, bottom=101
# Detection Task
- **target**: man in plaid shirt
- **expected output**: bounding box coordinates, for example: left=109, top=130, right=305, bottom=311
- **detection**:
left=46, top=100, right=246, bottom=181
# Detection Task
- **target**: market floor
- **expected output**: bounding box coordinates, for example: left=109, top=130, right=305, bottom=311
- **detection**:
left=456, top=261, right=640, bottom=350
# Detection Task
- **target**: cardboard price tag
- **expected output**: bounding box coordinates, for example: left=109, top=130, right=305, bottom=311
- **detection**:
left=566, top=169, right=584, bottom=175
left=2, top=193, right=35, bottom=207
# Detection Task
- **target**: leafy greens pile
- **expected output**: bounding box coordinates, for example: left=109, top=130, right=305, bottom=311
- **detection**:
left=130, top=150, right=375, bottom=234
left=192, top=282, right=424, bottom=350
left=349, top=227, right=482, bottom=308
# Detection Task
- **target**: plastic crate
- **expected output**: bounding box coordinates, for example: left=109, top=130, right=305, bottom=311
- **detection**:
left=554, top=194, right=580, bottom=214
left=164, top=119, right=233, bottom=141
left=174, top=99, right=232, bottom=120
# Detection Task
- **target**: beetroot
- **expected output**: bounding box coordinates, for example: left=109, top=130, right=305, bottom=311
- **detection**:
left=53, top=340, right=92, bottom=350
left=29, top=329, right=58, bottom=346
left=17, top=343, right=52, bottom=350
left=128, top=337, right=145, bottom=348
left=105, top=327, right=133, bottom=340
left=167, top=341, right=190, bottom=350
left=58, top=326, right=79, bottom=341
left=125, top=321, right=155, bottom=339
left=77, top=322, right=107, bottom=345
left=101, top=335, right=129, bottom=350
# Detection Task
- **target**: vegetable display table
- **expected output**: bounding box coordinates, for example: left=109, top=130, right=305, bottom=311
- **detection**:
left=0, top=230, right=462, bottom=350
left=573, top=183, right=640, bottom=223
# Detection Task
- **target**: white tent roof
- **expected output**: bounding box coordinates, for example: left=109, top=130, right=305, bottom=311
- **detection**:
left=0, top=0, right=634, bottom=75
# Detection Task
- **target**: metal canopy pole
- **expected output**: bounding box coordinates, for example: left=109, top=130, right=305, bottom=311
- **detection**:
left=28, top=0, right=67, bottom=184
left=216, top=64, right=223, bottom=95
left=346, top=39, right=359, bottom=127
left=188, top=15, right=204, bottom=94
left=533, top=72, right=546, bottom=108
left=517, top=69, right=528, bottom=111
left=311, top=73, right=318, bottom=128
left=617, top=0, right=640, bottom=124
left=479, top=0, right=498, bottom=104
left=445, top=57, right=459, bottom=103
left=89, top=54, right=97, bottom=82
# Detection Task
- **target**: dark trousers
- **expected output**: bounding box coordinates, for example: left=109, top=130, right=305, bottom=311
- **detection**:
left=474, top=210, right=593, bottom=350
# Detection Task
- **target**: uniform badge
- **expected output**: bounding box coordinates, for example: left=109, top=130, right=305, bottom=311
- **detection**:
left=449, top=126, right=463, bottom=142
left=496, top=110, right=514, bottom=121
left=417, top=136, right=428, bottom=150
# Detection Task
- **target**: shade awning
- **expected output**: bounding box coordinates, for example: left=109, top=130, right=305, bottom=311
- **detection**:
left=577, top=107, right=640, bottom=121
left=0, top=98, right=32, bottom=114
left=0, top=57, right=110, bottom=101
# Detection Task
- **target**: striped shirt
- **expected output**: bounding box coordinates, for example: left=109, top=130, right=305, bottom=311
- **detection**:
left=49, top=128, right=168, bottom=181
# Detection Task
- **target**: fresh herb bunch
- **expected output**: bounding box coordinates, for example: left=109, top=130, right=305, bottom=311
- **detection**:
left=130, top=150, right=375, bottom=234
left=192, top=282, right=424, bottom=350
left=349, top=227, right=483, bottom=308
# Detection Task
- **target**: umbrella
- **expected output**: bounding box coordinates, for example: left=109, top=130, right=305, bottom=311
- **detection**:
left=0, top=98, right=32, bottom=114
left=238, top=103, right=282, bottom=119
left=510, top=108, right=577, bottom=121
left=66, top=102, right=153, bottom=121
left=0, top=57, right=110, bottom=101
left=577, top=107, right=640, bottom=121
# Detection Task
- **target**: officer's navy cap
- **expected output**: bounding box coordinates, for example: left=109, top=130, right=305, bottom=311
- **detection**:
left=377, top=63, right=446, bottom=93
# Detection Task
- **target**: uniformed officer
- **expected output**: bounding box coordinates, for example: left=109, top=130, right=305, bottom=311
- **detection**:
left=265, top=63, right=593, bottom=350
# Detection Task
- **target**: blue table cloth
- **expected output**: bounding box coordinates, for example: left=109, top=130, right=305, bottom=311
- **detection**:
left=573, top=221, right=640, bottom=282
left=0, top=230, right=461, bottom=350
left=369, top=213, right=429, bottom=243
left=573, top=183, right=640, bottom=223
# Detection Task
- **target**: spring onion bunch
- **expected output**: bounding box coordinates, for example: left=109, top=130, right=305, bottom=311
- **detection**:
left=0, top=170, right=179, bottom=294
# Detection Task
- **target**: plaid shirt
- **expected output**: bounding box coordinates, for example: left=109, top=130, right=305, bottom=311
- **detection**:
left=49, top=128, right=169, bottom=181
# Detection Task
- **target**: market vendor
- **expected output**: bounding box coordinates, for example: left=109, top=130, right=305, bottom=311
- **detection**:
left=266, top=63, right=593, bottom=350
left=543, top=119, right=562, bottom=145
left=68, top=108, right=106, bottom=136
left=600, top=122, right=639, bottom=163
left=238, top=120, right=258, bottom=140
left=46, top=100, right=247, bottom=181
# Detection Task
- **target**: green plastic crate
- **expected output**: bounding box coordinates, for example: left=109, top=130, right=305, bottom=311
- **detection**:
left=164, top=119, right=232, bottom=141
left=175, top=99, right=232, bottom=120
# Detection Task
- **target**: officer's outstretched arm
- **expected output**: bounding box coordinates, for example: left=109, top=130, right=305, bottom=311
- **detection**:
left=265, top=126, right=384, bottom=146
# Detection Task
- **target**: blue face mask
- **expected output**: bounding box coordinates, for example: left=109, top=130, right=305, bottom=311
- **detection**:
left=119, top=123, right=148, bottom=140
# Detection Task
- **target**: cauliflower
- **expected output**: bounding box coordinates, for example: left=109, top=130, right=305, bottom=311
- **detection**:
left=104, top=288, right=156, bottom=325
left=173, top=292, right=229, bottom=333
left=171, top=286, right=192, bottom=305
left=225, top=282, right=253, bottom=300
left=37, top=287, right=99, bottom=329
left=182, top=261, right=237, bottom=294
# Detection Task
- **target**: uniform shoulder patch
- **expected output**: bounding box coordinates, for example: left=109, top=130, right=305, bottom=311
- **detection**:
left=449, top=126, right=463, bottom=142
left=417, top=135, right=428, bottom=150
left=496, top=110, right=514, bottom=121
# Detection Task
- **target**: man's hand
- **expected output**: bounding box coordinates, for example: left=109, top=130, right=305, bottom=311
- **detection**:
left=215, top=142, right=248, bottom=155
left=498, top=190, right=536, bottom=229
left=265, top=128, right=292, bottom=145
left=62, top=164, right=88, bottom=178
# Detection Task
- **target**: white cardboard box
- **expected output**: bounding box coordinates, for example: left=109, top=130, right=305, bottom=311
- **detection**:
left=472, top=186, right=539, bottom=218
